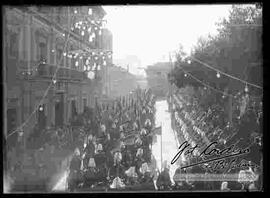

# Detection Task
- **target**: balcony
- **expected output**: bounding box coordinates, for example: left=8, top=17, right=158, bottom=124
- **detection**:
left=37, top=63, right=86, bottom=81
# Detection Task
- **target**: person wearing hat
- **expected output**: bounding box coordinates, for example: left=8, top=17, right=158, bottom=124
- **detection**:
left=83, top=135, right=95, bottom=168
left=134, top=148, right=145, bottom=179
left=68, top=148, right=82, bottom=192
left=221, top=181, right=230, bottom=191
left=122, top=149, right=134, bottom=169
left=156, top=163, right=172, bottom=191
left=94, top=143, right=107, bottom=183
left=84, top=157, right=98, bottom=187
left=109, top=152, right=125, bottom=180
left=110, top=121, right=118, bottom=141
left=138, top=162, right=155, bottom=190
left=125, top=166, right=138, bottom=186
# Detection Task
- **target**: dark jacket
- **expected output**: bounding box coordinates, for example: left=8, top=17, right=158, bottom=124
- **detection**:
left=157, top=169, right=171, bottom=187
left=70, top=155, right=81, bottom=172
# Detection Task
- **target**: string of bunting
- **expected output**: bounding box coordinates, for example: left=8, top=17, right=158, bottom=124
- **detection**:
left=177, top=65, right=262, bottom=99
left=188, top=56, right=262, bottom=90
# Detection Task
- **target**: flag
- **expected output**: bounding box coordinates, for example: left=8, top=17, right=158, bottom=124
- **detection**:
left=149, top=126, right=162, bottom=136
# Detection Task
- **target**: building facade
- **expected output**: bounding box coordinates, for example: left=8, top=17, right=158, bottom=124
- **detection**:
left=107, top=65, right=137, bottom=99
left=4, top=6, right=110, bottom=143
left=145, top=62, right=171, bottom=98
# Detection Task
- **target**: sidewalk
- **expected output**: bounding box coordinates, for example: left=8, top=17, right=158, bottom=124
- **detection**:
left=9, top=147, right=73, bottom=193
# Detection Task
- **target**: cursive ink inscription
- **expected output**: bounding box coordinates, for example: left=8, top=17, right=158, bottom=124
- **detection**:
left=171, top=141, right=250, bottom=170
left=171, top=141, right=199, bottom=165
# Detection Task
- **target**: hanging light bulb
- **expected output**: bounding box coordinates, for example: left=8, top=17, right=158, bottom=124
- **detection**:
left=187, top=60, right=191, bottom=64
left=222, top=95, right=225, bottom=99
left=53, top=79, right=57, bottom=84
left=63, top=52, right=66, bottom=56
left=75, top=61, right=79, bottom=67
left=92, top=52, right=95, bottom=55
left=81, top=31, right=85, bottom=36
left=39, top=105, right=43, bottom=111
left=100, top=52, right=103, bottom=55
left=83, top=26, right=86, bottom=30
left=216, top=72, right=221, bottom=78
left=245, top=84, right=249, bottom=92
left=103, top=61, right=106, bottom=66
left=88, top=71, right=95, bottom=79
left=88, top=8, right=92, bottom=15
left=89, top=36, right=93, bottom=42
left=95, top=56, right=98, bottom=60
left=74, top=9, right=78, bottom=14
left=62, top=33, right=65, bottom=37
left=51, top=49, right=55, bottom=53
left=204, top=87, right=207, bottom=90
left=184, top=73, right=187, bottom=77
left=71, top=27, right=74, bottom=31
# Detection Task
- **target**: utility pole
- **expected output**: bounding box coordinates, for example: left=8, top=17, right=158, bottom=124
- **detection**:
left=169, top=52, right=173, bottom=110
left=160, top=122, right=163, bottom=171
left=3, top=7, right=7, bottom=141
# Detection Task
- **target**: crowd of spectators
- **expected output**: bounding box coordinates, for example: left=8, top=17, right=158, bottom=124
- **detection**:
left=169, top=86, right=262, bottom=191
left=67, top=88, right=161, bottom=191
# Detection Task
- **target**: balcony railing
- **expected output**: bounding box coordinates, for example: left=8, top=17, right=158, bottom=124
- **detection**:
left=37, top=63, right=86, bottom=81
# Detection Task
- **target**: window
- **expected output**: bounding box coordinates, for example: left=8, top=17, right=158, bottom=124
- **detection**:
left=71, top=100, right=77, bottom=117
left=83, top=98, right=87, bottom=110
left=9, top=32, right=18, bottom=57
left=38, top=42, right=47, bottom=61
left=57, top=48, right=63, bottom=66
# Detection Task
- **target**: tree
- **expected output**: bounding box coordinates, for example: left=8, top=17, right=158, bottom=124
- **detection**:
left=169, top=5, right=262, bottom=125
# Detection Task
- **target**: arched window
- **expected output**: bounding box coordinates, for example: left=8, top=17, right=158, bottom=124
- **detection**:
left=56, top=43, right=64, bottom=66
left=35, top=30, right=48, bottom=62
left=9, top=32, right=18, bottom=58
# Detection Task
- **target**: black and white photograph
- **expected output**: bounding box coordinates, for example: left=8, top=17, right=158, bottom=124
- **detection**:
left=3, top=4, right=263, bottom=193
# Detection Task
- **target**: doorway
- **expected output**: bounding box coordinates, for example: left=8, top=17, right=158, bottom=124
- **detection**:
left=55, top=94, right=64, bottom=127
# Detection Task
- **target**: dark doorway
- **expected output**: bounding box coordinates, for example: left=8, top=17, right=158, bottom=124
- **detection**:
left=55, top=94, right=64, bottom=127
left=37, top=104, right=46, bottom=131
left=71, top=100, right=77, bottom=118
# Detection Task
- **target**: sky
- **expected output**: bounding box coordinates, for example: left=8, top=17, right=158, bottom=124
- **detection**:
left=103, top=5, right=232, bottom=75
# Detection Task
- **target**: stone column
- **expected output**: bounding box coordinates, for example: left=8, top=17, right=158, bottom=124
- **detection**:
left=26, top=15, right=31, bottom=71
left=78, top=85, right=83, bottom=114
left=46, top=89, right=53, bottom=127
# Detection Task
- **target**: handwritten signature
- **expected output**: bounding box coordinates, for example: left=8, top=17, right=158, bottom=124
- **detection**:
left=171, top=141, right=250, bottom=170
